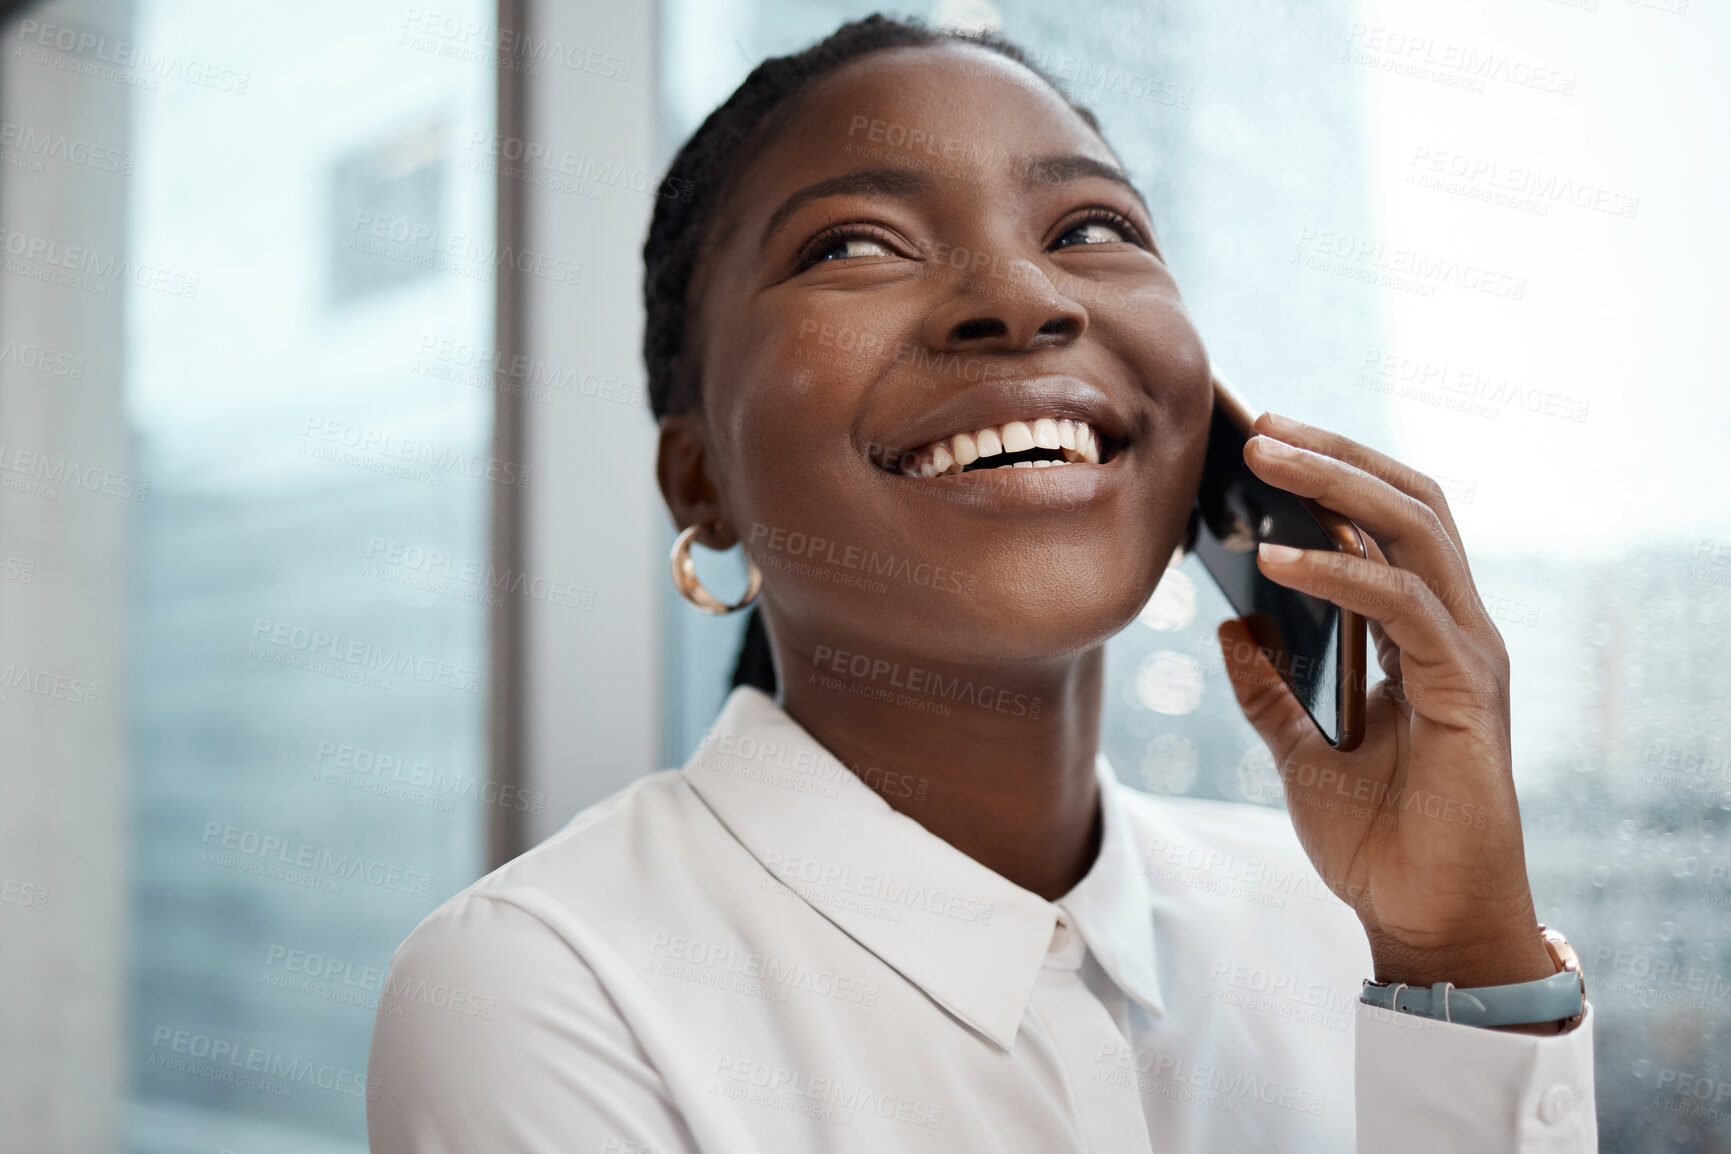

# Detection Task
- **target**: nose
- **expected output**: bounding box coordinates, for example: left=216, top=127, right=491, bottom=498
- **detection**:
left=918, top=258, right=1089, bottom=354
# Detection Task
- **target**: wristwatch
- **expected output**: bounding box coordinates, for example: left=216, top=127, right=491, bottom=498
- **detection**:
left=1359, top=924, right=1586, bottom=1029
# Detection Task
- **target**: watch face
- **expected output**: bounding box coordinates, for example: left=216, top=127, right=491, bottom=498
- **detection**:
left=1540, top=925, right=1587, bottom=1029
left=1540, top=925, right=1583, bottom=973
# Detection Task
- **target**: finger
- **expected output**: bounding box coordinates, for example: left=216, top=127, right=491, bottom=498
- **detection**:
left=1243, top=435, right=1489, bottom=633
left=1255, top=544, right=1483, bottom=701
left=1217, top=618, right=1316, bottom=765
left=1369, top=618, right=1403, bottom=683
left=1253, top=411, right=1472, bottom=575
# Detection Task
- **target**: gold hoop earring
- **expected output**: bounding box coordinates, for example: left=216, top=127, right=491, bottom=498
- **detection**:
left=670, top=523, right=763, bottom=615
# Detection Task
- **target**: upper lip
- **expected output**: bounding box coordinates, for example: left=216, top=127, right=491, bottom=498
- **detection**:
left=864, top=376, right=1136, bottom=467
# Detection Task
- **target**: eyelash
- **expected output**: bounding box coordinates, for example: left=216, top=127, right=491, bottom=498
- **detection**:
left=791, top=205, right=1152, bottom=273
left=792, top=224, right=904, bottom=272
left=1056, top=206, right=1150, bottom=250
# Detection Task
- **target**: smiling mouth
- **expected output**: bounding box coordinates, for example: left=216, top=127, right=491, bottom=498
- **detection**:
left=888, top=417, right=1105, bottom=479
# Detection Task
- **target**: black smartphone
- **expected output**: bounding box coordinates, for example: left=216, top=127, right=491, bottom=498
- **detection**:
left=1186, top=373, right=1368, bottom=751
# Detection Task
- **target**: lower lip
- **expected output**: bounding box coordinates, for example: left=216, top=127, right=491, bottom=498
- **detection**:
left=885, top=453, right=1128, bottom=512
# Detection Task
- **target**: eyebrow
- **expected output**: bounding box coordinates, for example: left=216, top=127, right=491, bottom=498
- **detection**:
left=755, top=154, right=1152, bottom=251
left=1018, top=154, right=1149, bottom=212
left=759, top=168, right=931, bottom=249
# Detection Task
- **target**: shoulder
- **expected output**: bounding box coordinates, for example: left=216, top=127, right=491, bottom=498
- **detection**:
left=392, top=768, right=705, bottom=966
left=368, top=772, right=707, bottom=1150
left=370, top=773, right=701, bottom=1095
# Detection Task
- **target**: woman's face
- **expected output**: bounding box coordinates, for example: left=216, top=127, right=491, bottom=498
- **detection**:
left=678, top=43, right=1212, bottom=668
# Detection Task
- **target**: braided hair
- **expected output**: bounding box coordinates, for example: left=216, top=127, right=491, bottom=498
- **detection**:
left=642, top=14, right=1105, bottom=695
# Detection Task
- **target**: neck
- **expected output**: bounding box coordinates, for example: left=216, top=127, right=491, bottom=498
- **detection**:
left=774, top=634, right=1106, bottom=901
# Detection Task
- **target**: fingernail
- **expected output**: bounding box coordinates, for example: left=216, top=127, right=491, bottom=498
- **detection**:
left=1260, top=411, right=1301, bottom=432
left=1259, top=542, right=1304, bottom=564
left=1253, top=435, right=1298, bottom=457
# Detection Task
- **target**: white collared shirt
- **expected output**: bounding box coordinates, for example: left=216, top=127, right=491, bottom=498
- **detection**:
left=367, top=687, right=1596, bottom=1153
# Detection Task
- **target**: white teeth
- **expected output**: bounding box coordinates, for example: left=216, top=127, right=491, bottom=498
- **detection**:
left=952, top=432, right=979, bottom=466
left=891, top=417, right=1106, bottom=477
left=1063, top=424, right=1100, bottom=465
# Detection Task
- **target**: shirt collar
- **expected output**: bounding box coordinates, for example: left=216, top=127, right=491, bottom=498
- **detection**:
left=1061, top=754, right=1168, bottom=1019
left=681, top=687, right=1165, bottom=1049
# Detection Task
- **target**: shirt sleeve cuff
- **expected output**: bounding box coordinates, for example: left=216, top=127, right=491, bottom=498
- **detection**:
left=1354, top=999, right=1596, bottom=1153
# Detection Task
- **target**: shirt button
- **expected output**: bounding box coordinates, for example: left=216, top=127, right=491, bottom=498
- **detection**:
left=1538, top=1083, right=1574, bottom=1124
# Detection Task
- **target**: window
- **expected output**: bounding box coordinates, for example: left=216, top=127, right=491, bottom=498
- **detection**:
left=1, top=1, right=497, bottom=1149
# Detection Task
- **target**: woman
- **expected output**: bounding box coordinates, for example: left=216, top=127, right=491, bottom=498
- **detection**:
left=368, top=16, right=1595, bottom=1153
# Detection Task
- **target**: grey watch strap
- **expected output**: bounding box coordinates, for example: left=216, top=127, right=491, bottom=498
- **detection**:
left=1359, top=969, right=1584, bottom=1027
left=1357, top=968, right=1585, bottom=1031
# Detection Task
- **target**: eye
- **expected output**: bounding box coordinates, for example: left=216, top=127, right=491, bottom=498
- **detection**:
left=796, top=227, right=899, bottom=271
left=1051, top=209, right=1143, bottom=251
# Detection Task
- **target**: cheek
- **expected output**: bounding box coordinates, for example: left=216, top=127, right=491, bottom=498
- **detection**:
left=704, top=308, right=885, bottom=528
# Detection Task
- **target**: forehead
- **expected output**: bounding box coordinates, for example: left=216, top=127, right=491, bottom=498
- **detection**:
left=725, top=43, right=1115, bottom=225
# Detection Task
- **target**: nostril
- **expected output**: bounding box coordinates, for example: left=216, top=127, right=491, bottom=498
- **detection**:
left=1037, top=316, right=1080, bottom=339
left=950, top=317, right=1008, bottom=342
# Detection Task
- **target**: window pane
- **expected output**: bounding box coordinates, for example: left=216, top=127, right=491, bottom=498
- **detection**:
left=1, top=4, right=495, bottom=1148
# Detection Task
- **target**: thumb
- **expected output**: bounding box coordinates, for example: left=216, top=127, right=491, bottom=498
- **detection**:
left=1217, top=618, right=1312, bottom=765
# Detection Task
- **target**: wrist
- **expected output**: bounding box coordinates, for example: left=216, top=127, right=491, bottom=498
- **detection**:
left=1368, top=929, right=1557, bottom=990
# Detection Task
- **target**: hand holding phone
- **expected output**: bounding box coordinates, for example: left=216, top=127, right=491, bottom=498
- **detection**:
left=1187, top=373, right=1367, bottom=750
left=1200, top=398, right=1556, bottom=995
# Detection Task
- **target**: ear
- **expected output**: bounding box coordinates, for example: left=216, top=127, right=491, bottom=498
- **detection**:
left=656, top=412, right=739, bottom=549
